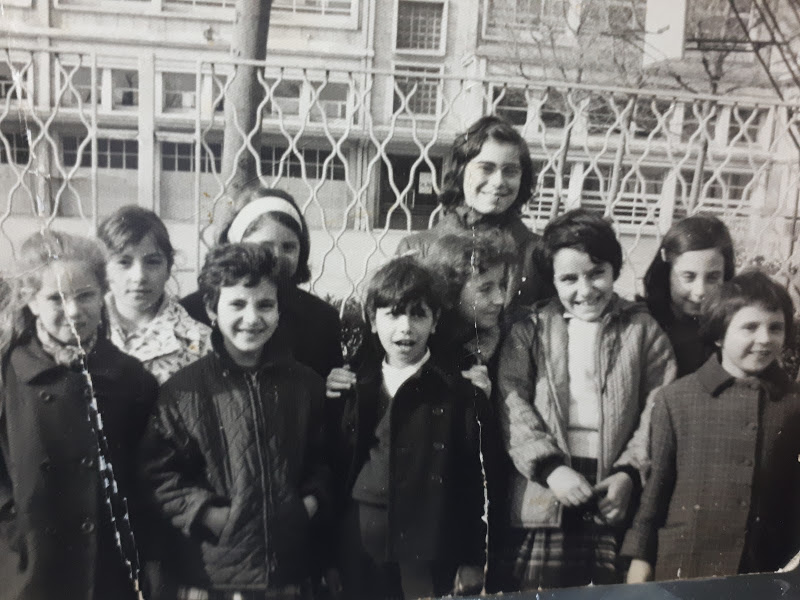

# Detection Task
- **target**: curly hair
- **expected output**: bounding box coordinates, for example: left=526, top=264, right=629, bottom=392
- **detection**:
left=423, top=231, right=517, bottom=309
left=438, top=115, right=534, bottom=214
left=644, top=214, right=735, bottom=326
left=198, top=243, right=287, bottom=314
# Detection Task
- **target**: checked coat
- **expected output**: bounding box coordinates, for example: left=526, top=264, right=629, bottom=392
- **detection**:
left=621, top=356, right=800, bottom=580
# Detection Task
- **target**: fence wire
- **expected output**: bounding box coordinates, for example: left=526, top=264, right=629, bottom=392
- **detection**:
left=1, top=46, right=799, bottom=301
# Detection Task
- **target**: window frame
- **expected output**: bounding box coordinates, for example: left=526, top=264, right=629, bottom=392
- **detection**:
left=393, top=0, right=448, bottom=57
left=391, top=62, right=444, bottom=121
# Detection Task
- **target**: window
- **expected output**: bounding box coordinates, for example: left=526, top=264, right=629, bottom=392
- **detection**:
left=272, top=0, right=353, bottom=15
left=0, top=63, right=28, bottom=100
left=537, top=90, right=568, bottom=130
left=161, top=141, right=221, bottom=173
left=728, top=106, right=762, bottom=145
left=62, top=67, right=101, bottom=107
left=165, top=0, right=235, bottom=7
left=393, top=65, right=441, bottom=117
left=260, top=145, right=345, bottom=181
left=675, top=169, right=753, bottom=218
left=630, top=99, right=672, bottom=139
left=396, top=1, right=445, bottom=52
left=586, top=96, right=621, bottom=136
left=63, top=136, right=138, bottom=170
left=484, top=0, right=568, bottom=37
left=693, top=0, right=754, bottom=44
left=682, top=102, right=718, bottom=142
left=493, top=87, right=528, bottom=126
left=112, top=69, right=138, bottom=109
left=163, top=73, right=197, bottom=112
left=265, top=80, right=302, bottom=117
left=310, top=82, right=350, bottom=122
left=0, top=133, right=29, bottom=165
left=582, top=164, right=666, bottom=225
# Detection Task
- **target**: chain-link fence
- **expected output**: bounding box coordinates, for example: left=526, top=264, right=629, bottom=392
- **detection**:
left=2, top=45, right=799, bottom=302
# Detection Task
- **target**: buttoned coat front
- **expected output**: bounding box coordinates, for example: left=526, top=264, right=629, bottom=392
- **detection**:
left=0, top=334, right=158, bottom=600
left=621, top=356, right=800, bottom=580
left=338, top=355, right=487, bottom=566
left=496, top=295, right=677, bottom=528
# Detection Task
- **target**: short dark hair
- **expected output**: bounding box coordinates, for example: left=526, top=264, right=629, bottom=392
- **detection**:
left=644, top=214, right=735, bottom=324
left=542, top=209, right=623, bottom=279
left=424, top=231, right=516, bottom=309
left=364, top=256, right=443, bottom=326
left=97, top=205, right=176, bottom=270
left=217, top=185, right=311, bottom=284
left=700, top=270, right=794, bottom=348
left=198, top=243, right=286, bottom=314
left=439, top=115, right=534, bottom=214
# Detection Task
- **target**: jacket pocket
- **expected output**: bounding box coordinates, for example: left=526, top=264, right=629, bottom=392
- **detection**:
left=508, top=470, right=562, bottom=529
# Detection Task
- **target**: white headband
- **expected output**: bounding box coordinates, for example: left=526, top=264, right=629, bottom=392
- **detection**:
left=226, top=196, right=304, bottom=243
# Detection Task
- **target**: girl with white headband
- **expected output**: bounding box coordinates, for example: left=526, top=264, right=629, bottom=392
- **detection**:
left=180, top=185, right=343, bottom=380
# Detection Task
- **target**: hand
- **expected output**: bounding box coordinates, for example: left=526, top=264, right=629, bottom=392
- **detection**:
left=302, top=495, right=319, bottom=519
left=453, top=565, right=484, bottom=595
left=546, top=465, right=594, bottom=507
left=326, top=367, right=357, bottom=399
left=594, top=472, right=633, bottom=525
left=201, top=506, right=230, bottom=539
left=324, top=567, right=344, bottom=599
left=627, top=559, right=654, bottom=583
left=461, top=365, right=491, bottom=398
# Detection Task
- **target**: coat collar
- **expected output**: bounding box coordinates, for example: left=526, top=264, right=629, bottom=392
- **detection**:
left=696, top=354, right=793, bottom=400
left=209, top=327, right=293, bottom=374
left=356, top=346, right=462, bottom=392
left=12, top=333, right=125, bottom=384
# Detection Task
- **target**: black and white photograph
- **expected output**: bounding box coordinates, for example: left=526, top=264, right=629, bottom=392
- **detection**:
left=1, top=1, right=800, bottom=599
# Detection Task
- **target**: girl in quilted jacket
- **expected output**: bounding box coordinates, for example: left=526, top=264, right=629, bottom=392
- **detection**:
left=0, top=230, right=158, bottom=600
left=139, top=242, right=331, bottom=599
left=495, top=209, right=677, bottom=591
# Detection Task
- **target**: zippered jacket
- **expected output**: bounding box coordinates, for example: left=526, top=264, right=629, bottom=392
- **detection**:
left=138, top=330, right=331, bottom=590
left=496, top=295, right=677, bottom=528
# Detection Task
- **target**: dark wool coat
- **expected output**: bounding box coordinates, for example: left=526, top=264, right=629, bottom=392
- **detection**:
left=396, top=207, right=553, bottom=310
left=621, top=356, right=800, bottom=580
left=0, top=334, right=158, bottom=600
left=180, top=287, right=343, bottom=379
left=337, top=353, right=487, bottom=567
left=138, top=331, right=331, bottom=590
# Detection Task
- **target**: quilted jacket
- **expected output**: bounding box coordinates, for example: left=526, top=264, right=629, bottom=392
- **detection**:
left=496, top=295, right=677, bottom=529
left=138, top=330, right=331, bottom=590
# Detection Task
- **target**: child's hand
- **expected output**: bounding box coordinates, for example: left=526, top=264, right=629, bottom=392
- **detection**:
left=627, top=559, right=654, bottom=583
left=453, top=564, right=484, bottom=595
left=302, top=494, right=319, bottom=519
left=546, top=465, right=594, bottom=507
left=594, top=471, right=633, bottom=525
left=201, top=506, right=230, bottom=539
left=326, top=366, right=357, bottom=398
left=461, top=364, right=491, bottom=398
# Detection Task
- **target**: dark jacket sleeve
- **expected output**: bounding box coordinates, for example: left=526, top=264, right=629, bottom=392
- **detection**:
left=620, top=390, right=677, bottom=564
left=298, top=375, right=333, bottom=520
left=138, top=386, right=223, bottom=537
left=179, top=290, right=211, bottom=327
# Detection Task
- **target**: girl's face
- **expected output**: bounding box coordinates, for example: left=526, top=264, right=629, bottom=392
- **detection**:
left=458, top=264, right=506, bottom=331
left=552, top=247, right=615, bottom=322
left=462, top=139, right=522, bottom=215
left=372, top=302, right=437, bottom=368
left=242, top=216, right=301, bottom=279
left=208, top=278, right=280, bottom=368
left=669, top=248, right=725, bottom=318
left=28, top=260, right=104, bottom=344
left=719, top=304, right=785, bottom=378
left=106, top=232, right=171, bottom=316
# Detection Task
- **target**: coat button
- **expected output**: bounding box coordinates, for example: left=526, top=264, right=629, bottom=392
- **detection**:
left=693, top=504, right=701, bottom=511
left=80, top=457, right=96, bottom=469
left=39, top=391, right=54, bottom=403
left=40, top=459, right=52, bottom=472
left=80, top=518, right=95, bottom=534
left=433, top=442, right=445, bottom=451
left=432, top=407, right=444, bottom=416
left=430, top=475, right=443, bottom=483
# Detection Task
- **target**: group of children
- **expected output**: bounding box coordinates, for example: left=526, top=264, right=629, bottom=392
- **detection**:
left=0, top=114, right=798, bottom=600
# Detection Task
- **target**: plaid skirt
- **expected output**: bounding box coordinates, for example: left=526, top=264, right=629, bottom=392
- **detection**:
left=494, top=457, right=623, bottom=591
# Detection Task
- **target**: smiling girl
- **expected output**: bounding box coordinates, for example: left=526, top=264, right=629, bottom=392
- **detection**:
left=0, top=230, right=157, bottom=600
left=98, top=206, right=211, bottom=384
left=495, top=209, right=676, bottom=590
left=397, top=116, right=551, bottom=313
left=139, top=242, right=330, bottom=599
left=642, top=214, right=735, bottom=376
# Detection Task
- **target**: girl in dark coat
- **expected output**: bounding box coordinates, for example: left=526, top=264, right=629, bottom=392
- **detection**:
left=642, top=214, right=735, bottom=376
left=624, top=271, right=800, bottom=582
left=180, top=185, right=342, bottom=379
left=396, top=115, right=552, bottom=314
left=0, top=230, right=158, bottom=600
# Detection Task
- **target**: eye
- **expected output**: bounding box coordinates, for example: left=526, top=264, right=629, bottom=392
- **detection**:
left=706, top=272, right=723, bottom=284
left=229, top=300, right=246, bottom=309
left=478, top=163, right=495, bottom=175
left=257, top=299, right=277, bottom=311
left=45, top=292, right=62, bottom=304
left=770, top=322, right=785, bottom=334
left=680, top=272, right=696, bottom=282
left=283, top=242, right=299, bottom=253
left=502, top=166, right=522, bottom=178
left=114, top=257, right=133, bottom=267
left=145, top=255, right=166, bottom=267
left=559, top=274, right=578, bottom=284
left=76, top=290, right=98, bottom=303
